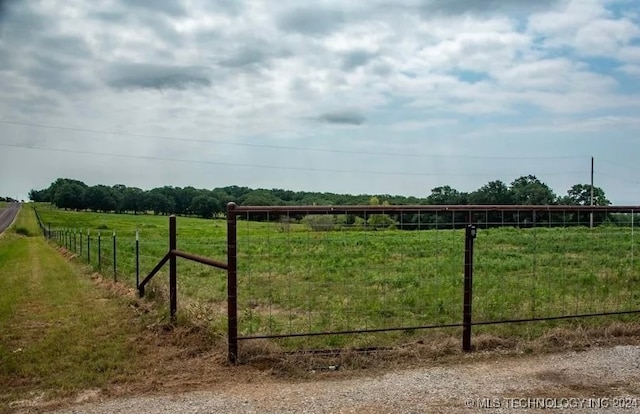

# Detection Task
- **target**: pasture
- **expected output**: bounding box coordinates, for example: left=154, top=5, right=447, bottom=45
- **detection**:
left=35, top=205, right=640, bottom=349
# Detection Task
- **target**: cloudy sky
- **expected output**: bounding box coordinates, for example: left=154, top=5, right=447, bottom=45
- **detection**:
left=1, top=0, right=639, bottom=203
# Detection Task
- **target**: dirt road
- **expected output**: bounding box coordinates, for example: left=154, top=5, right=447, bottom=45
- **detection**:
left=44, top=345, right=640, bottom=414
left=0, top=202, right=20, bottom=233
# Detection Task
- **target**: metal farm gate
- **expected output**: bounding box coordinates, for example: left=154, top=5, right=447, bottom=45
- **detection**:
left=138, top=204, right=640, bottom=363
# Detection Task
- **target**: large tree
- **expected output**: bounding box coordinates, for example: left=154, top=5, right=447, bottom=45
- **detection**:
left=468, top=180, right=513, bottom=205
left=562, top=184, right=610, bottom=206
left=189, top=195, right=220, bottom=219
left=28, top=188, right=49, bottom=202
left=510, top=175, right=556, bottom=205
left=52, top=183, right=86, bottom=210
left=121, top=187, right=146, bottom=214
left=366, top=196, right=395, bottom=229
left=427, top=186, right=467, bottom=205
left=560, top=184, right=611, bottom=226
left=240, top=189, right=283, bottom=206
left=85, top=185, right=117, bottom=212
left=145, top=191, right=175, bottom=215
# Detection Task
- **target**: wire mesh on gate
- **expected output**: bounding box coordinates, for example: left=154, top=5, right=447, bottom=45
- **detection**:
left=472, top=208, right=639, bottom=324
left=234, top=207, right=468, bottom=348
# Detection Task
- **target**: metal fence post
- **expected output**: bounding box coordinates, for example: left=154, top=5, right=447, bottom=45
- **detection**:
left=227, top=202, right=238, bottom=363
left=98, top=232, right=102, bottom=269
left=169, top=215, right=177, bottom=322
left=73, top=229, right=77, bottom=253
left=79, top=229, right=83, bottom=256
left=463, top=224, right=477, bottom=352
left=113, top=231, right=117, bottom=282
left=87, top=230, right=91, bottom=264
left=135, top=229, right=140, bottom=289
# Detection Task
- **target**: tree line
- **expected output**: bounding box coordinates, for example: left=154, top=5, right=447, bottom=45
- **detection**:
left=0, top=196, right=18, bottom=203
left=29, top=175, right=612, bottom=222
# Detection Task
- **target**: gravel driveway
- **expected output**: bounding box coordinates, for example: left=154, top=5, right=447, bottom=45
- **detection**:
left=45, top=345, right=640, bottom=414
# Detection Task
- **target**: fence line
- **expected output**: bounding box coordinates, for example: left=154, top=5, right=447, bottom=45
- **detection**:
left=33, top=204, right=640, bottom=363
left=33, top=207, right=140, bottom=289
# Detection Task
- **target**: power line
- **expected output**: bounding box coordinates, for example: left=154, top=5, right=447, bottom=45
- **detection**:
left=598, top=171, right=640, bottom=186
left=0, top=142, right=588, bottom=178
left=0, top=119, right=588, bottom=160
left=599, top=158, right=638, bottom=176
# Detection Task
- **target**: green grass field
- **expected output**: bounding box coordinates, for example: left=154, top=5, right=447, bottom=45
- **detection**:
left=35, top=205, right=640, bottom=349
left=0, top=208, right=148, bottom=410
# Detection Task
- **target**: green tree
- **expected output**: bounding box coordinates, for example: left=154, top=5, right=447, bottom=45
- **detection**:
left=562, top=184, right=610, bottom=206
left=85, top=185, right=117, bottom=212
left=510, top=175, right=556, bottom=205
left=366, top=197, right=395, bottom=229
left=146, top=192, right=175, bottom=215
left=560, top=184, right=611, bottom=226
left=468, top=180, right=514, bottom=227
left=304, top=214, right=335, bottom=231
left=469, top=180, right=513, bottom=205
left=424, top=186, right=467, bottom=228
left=240, top=189, right=283, bottom=206
left=28, top=188, right=49, bottom=202
left=48, top=178, right=86, bottom=199
left=427, top=186, right=467, bottom=205
left=189, top=195, right=220, bottom=219
left=111, top=184, right=127, bottom=212
left=121, top=187, right=145, bottom=214
left=52, top=183, right=86, bottom=210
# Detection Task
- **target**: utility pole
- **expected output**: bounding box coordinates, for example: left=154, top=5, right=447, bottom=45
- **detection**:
left=590, top=156, right=594, bottom=229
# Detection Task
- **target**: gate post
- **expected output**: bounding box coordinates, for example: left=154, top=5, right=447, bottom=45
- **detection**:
left=135, top=229, right=140, bottom=289
left=113, top=231, right=117, bottom=282
left=227, top=202, right=238, bottom=363
left=463, top=224, right=477, bottom=352
left=169, top=215, right=177, bottom=322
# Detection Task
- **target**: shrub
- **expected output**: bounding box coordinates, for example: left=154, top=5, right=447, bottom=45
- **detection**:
left=14, top=227, right=31, bottom=236
left=303, top=214, right=335, bottom=231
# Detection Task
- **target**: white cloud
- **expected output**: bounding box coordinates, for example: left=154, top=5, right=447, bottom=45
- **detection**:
left=575, top=18, right=640, bottom=56
left=0, top=0, right=639, bottom=203
left=619, top=46, right=640, bottom=63
left=527, top=0, right=640, bottom=58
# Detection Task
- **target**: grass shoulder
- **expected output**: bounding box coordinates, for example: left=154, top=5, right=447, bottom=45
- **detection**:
left=0, top=208, right=237, bottom=413
left=11, top=205, right=40, bottom=237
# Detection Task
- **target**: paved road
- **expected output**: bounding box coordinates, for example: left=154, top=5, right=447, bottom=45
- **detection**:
left=0, top=202, right=20, bottom=234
